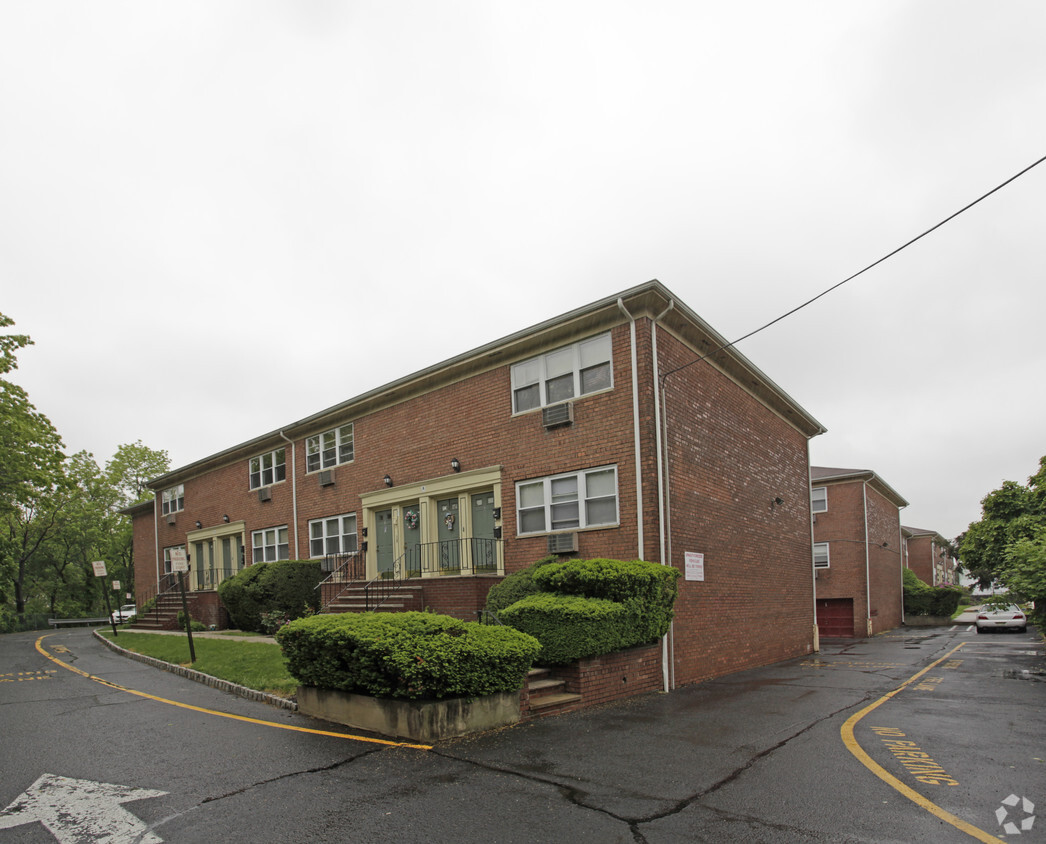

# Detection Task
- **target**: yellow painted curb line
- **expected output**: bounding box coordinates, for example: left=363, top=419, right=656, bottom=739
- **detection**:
left=36, top=634, right=431, bottom=751
left=840, top=641, right=997, bottom=842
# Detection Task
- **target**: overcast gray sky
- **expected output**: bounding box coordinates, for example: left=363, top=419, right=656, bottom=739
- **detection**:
left=2, top=1, right=1043, bottom=543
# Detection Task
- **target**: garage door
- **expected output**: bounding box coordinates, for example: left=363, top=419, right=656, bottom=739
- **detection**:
left=816, top=598, right=854, bottom=638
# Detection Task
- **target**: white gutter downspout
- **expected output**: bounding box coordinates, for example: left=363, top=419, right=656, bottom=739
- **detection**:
left=898, top=518, right=905, bottom=625
left=863, top=482, right=872, bottom=636
left=651, top=298, right=675, bottom=691
left=809, top=461, right=819, bottom=653
left=616, top=298, right=643, bottom=561
left=279, top=431, right=300, bottom=560
left=154, top=495, right=161, bottom=591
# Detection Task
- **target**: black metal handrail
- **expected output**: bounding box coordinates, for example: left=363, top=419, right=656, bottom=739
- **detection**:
left=317, top=551, right=366, bottom=612
left=193, top=566, right=237, bottom=592
left=364, top=538, right=502, bottom=611
left=398, top=537, right=501, bottom=578
left=136, top=571, right=180, bottom=625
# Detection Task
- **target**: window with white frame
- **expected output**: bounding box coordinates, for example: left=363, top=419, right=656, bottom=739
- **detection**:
left=309, top=513, right=358, bottom=558
left=306, top=424, right=354, bottom=473
left=249, top=448, right=286, bottom=489
left=252, top=526, right=289, bottom=563
left=516, top=466, right=619, bottom=534
left=511, top=333, right=612, bottom=413
left=161, top=484, right=184, bottom=515
left=811, top=486, right=827, bottom=513
left=813, top=542, right=830, bottom=569
left=163, top=545, right=185, bottom=574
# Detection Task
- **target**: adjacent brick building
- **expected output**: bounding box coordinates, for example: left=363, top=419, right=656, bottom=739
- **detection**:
left=128, top=280, right=826, bottom=688
left=810, top=466, right=908, bottom=638
left=902, top=526, right=958, bottom=586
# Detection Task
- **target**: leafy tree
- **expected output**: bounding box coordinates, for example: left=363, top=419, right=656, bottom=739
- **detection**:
left=0, top=313, right=169, bottom=623
left=101, top=441, right=169, bottom=597
left=0, top=313, right=66, bottom=617
left=104, top=440, right=169, bottom=509
left=0, top=315, right=64, bottom=520
left=959, top=456, right=1046, bottom=622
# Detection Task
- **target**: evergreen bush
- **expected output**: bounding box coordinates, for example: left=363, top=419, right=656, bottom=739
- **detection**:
left=497, top=593, right=633, bottom=664
left=217, top=561, right=322, bottom=633
left=497, top=557, right=680, bottom=664
left=903, top=567, right=963, bottom=616
left=483, top=555, right=559, bottom=614
left=275, top=611, right=541, bottom=700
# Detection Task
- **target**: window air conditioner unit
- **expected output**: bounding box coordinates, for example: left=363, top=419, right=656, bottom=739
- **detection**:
left=547, top=532, right=578, bottom=554
left=166, top=513, right=176, bottom=526
left=319, top=469, right=335, bottom=487
left=257, top=487, right=272, bottom=502
left=542, top=402, right=573, bottom=429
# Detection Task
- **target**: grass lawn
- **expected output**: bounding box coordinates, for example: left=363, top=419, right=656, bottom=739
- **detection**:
left=100, top=631, right=298, bottom=697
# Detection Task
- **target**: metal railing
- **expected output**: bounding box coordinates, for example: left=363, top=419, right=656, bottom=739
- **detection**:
left=396, top=538, right=501, bottom=578
left=316, top=551, right=366, bottom=611
left=365, top=538, right=502, bottom=611
left=136, top=572, right=180, bottom=625
left=193, top=566, right=237, bottom=592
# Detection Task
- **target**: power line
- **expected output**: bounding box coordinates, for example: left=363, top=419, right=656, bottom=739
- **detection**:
left=661, top=152, right=1046, bottom=384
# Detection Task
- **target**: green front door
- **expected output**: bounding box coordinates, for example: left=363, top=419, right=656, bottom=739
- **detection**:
left=402, top=505, right=422, bottom=577
left=471, top=492, right=497, bottom=572
left=376, top=509, right=394, bottom=578
left=436, top=497, right=461, bottom=572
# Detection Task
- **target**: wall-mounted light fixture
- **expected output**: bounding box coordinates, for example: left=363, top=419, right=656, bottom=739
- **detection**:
left=383, top=474, right=393, bottom=487
left=223, top=514, right=230, bottom=523
left=774, top=497, right=784, bottom=506
left=451, top=458, right=461, bottom=472
left=195, top=520, right=202, bottom=529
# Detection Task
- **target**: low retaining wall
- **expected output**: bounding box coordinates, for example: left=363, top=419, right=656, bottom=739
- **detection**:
left=297, top=687, right=520, bottom=742
left=903, top=615, right=955, bottom=627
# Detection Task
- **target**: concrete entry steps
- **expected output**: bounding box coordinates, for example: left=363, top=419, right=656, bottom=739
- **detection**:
left=525, top=667, right=582, bottom=715
left=323, top=584, right=425, bottom=613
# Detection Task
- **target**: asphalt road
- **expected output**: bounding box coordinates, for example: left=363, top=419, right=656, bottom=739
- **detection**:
left=0, top=623, right=1042, bottom=843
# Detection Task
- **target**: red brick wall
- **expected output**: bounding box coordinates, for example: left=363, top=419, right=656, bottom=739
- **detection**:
left=520, top=644, right=662, bottom=719
left=812, top=479, right=902, bottom=636
left=905, top=535, right=935, bottom=585
left=865, top=487, right=903, bottom=634
left=655, top=329, right=816, bottom=685
left=130, top=314, right=818, bottom=689
left=133, top=325, right=644, bottom=588
left=131, top=504, right=158, bottom=609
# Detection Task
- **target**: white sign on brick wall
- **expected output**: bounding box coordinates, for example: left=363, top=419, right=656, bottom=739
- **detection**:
left=684, top=551, right=705, bottom=581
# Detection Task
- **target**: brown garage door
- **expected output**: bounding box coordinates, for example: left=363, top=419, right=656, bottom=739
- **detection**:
left=816, top=598, right=854, bottom=638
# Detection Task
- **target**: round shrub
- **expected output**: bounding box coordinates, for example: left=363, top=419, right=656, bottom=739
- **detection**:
left=484, top=555, right=560, bottom=614
left=497, top=593, right=632, bottom=665
left=217, top=560, right=322, bottom=632
left=275, top=611, right=541, bottom=700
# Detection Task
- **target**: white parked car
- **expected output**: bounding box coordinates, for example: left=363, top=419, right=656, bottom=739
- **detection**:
left=111, top=604, right=136, bottom=624
left=975, top=604, right=1027, bottom=634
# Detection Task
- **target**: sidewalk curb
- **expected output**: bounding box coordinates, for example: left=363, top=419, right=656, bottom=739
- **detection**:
left=93, top=630, right=298, bottom=712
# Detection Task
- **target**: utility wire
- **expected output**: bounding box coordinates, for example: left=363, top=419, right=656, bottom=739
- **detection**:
left=661, top=152, right=1046, bottom=384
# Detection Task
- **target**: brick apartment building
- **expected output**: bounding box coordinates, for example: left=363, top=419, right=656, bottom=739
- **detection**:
left=902, top=526, right=957, bottom=586
left=127, top=280, right=826, bottom=689
left=810, top=466, right=908, bottom=638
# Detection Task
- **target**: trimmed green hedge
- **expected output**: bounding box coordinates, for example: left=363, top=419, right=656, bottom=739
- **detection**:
left=275, top=611, right=541, bottom=700
left=903, top=567, right=963, bottom=616
left=497, top=593, right=634, bottom=665
left=497, top=558, right=680, bottom=665
left=217, top=561, right=322, bottom=633
left=483, top=555, right=559, bottom=614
